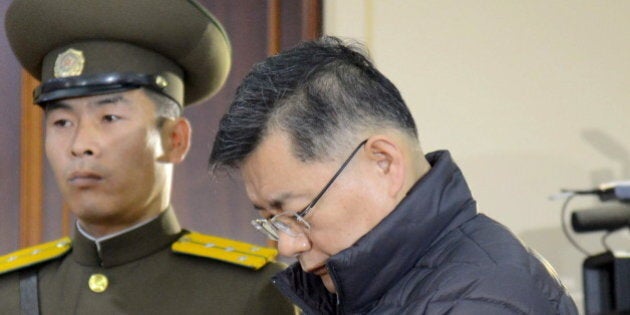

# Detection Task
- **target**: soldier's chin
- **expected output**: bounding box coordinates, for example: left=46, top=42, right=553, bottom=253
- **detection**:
left=321, top=274, right=337, bottom=293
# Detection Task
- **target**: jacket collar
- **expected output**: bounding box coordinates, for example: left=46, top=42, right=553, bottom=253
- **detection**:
left=274, top=150, right=478, bottom=314
left=71, top=206, right=183, bottom=268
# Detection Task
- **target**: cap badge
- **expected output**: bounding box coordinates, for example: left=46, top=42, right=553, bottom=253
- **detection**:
left=54, top=48, right=85, bottom=78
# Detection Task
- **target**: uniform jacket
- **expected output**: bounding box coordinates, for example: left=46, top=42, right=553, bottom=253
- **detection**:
left=272, top=151, right=578, bottom=314
left=0, top=207, right=296, bottom=314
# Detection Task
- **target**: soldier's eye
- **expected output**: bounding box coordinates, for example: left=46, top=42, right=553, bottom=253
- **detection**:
left=102, top=115, right=121, bottom=122
left=53, top=119, right=72, bottom=128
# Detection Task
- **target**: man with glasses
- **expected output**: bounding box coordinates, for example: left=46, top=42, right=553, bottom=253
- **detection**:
left=209, top=36, right=578, bottom=314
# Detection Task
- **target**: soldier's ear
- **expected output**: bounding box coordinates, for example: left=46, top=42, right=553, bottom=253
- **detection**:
left=159, top=117, right=191, bottom=163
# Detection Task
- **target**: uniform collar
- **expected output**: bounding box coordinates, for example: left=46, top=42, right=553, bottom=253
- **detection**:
left=71, top=206, right=183, bottom=267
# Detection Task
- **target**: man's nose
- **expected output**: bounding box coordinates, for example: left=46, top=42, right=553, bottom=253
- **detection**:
left=276, top=232, right=311, bottom=258
left=71, top=122, right=99, bottom=158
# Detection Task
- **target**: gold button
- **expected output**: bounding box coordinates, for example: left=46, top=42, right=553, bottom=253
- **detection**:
left=88, top=273, right=108, bottom=293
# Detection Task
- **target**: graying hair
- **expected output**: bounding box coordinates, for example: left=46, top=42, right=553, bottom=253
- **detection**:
left=143, top=88, right=182, bottom=128
left=210, top=36, right=417, bottom=171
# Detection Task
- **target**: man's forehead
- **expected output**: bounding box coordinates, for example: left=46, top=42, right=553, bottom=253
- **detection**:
left=242, top=134, right=292, bottom=188
left=241, top=133, right=331, bottom=209
left=242, top=132, right=295, bottom=175
left=45, top=90, right=140, bottom=111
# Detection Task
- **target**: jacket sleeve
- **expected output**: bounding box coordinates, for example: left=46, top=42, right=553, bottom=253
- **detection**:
left=407, top=266, right=578, bottom=315
left=425, top=298, right=535, bottom=315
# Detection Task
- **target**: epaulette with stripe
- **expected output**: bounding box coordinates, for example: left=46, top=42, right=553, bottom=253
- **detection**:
left=0, top=237, right=71, bottom=275
left=172, top=232, right=277, bottom=270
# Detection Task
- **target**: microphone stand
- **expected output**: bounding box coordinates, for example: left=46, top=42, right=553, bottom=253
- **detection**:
left=583, top=249, right=630, bottom=314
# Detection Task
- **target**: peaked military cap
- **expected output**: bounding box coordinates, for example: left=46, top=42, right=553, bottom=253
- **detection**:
left=5, top=0, right=231, bottom=107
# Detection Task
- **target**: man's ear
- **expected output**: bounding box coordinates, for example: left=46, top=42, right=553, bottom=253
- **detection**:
left=363, top=136, right=407, bottom=197
left=159, top=117, right=191, bottom=164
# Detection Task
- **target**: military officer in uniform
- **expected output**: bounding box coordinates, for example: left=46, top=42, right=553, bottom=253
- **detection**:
left=0, top=1, right=296, bottom=314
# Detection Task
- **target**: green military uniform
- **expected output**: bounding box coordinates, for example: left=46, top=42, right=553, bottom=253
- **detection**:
left=1, top=0, right=296, bottom=313
left=0, top=208, right=295, bottom=314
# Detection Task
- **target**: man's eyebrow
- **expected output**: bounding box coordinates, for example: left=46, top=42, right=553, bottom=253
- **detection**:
left=44, top=101, right=71, bottom=113
left=252, top=192, right=294, bottom=211
left=44, top=94, right=130, bottom=113
left=93, top=94, right=128, bottom=106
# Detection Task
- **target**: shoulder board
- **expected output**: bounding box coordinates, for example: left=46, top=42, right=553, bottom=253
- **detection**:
left=0, top=237, right=71, bottom=275
left=172, top=232, right=277, bottom=270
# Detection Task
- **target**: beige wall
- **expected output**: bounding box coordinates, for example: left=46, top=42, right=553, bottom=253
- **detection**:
left=325, top=0, right=630, bottom=311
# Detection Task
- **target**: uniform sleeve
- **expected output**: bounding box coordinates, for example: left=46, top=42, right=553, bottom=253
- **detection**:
left=244, top=262, right=298, bottom=315
left=0, top=272, right=21, bottom=314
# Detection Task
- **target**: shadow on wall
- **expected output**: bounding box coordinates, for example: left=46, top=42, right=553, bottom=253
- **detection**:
left=581, top=128, right=630, bottom=184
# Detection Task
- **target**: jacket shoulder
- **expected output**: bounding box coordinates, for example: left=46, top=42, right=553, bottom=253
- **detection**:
left=0, top=237, right=71, bottom=275
left=172, top=231, right=278, bottom=270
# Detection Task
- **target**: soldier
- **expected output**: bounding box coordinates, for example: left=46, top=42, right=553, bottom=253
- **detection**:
left=0, top=1, right=295, bottom=314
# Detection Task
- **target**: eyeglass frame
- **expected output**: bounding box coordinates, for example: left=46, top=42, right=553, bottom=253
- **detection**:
left=251, top=139, right=369, bottom=241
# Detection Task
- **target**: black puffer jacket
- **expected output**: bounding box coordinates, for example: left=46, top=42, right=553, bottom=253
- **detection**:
left=272, top=151, right=578, bottom=314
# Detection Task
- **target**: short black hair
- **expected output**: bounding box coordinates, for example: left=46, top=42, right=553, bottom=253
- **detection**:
left=209, top=36, right=417, bottom=172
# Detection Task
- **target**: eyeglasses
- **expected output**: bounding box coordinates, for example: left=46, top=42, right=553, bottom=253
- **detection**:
left=251, top=139, right=368, bottom=241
